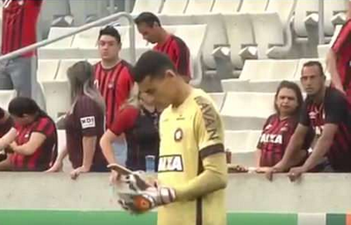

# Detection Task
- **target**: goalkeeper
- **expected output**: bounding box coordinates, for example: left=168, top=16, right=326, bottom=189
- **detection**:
left=104, top=51, right=228, bottom=225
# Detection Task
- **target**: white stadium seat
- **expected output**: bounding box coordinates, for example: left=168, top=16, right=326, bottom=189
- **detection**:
left=71, top=27, right=100, bottom=49
left=42, top=81, right=71, bottom=120
left=69, top=0, right=109, bottom=26
left=239, top=0, right=268, bottom=13
left=164, top=24, right=208, bottom=87
left=294, top=0, right=319, bottom=40
left=222, top=13, right=256, bottom=70
left=266, top=0, right=296, bottom=26
left=193, top=14, right=228, bottom=69
left=221, top=92, right=274, bottom=118
left=185, top=0, right=215, bottom=14
left=44, top=27, right=76, bottom=48
left=209, top=92, right=226, bottom=111
left=37, top=60, right=60, bottom=82
left=225, top=130, right=261, bottom=166
left=211, top=0, right=241, bottom=13
left=56, top=59, right=84, bottom=81
left=324, top=0, right=347, bottom=37
left=161, top=0, right=189, bottom=15
left=0, top=90, right=17, bottom=110
left=131, top=0, right=164, bottom=14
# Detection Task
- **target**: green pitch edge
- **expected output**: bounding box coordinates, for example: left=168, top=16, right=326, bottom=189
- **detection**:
left=0, top=211, right=298, bottom=225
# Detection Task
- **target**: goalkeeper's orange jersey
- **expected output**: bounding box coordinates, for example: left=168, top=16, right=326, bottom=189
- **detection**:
left=157, top=88, right=226, bottom=225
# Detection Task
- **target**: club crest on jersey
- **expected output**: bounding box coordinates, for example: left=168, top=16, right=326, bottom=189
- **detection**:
left=280, top=126, right=288, bottom=132
left=158, top=155, right=184, bottom=172
left=108, top=82, right=114, bottom=89
left=259, top=134, right=283, bottom=144
left=265, top=124, right=273, bottom=130
left=174, top=128, right=183, bottom=142
left=309, top=112, right=317, bottom=119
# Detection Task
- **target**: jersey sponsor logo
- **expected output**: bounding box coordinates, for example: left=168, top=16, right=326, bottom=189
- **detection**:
left=194, top=97, right=220, bottom=141
left=158, top=155, right=184, bottom=172
left=80, top=116, right=96, bottom=129
left=259, top=134, right=283, bottom=144
left=174, top=128, right=183, bottom=142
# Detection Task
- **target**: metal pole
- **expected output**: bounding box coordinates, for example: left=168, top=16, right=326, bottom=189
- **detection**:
left=0, top=12, right=136, bottom=64
left=109, top=0, right=115, bottom=15
left=318, top=0, right=325, bottom=44
left=125, top=0, right=132, bottom=13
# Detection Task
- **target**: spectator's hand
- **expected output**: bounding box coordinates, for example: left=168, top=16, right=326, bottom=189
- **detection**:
left=255, top=167, right=271, bottom=173
left=288, top=166, right=307, bottom=182
left=70, top=166, right=90, bottom=180
left=265, top=162, right=287, bottom=181
left=45, top=160, right=63, bottom=173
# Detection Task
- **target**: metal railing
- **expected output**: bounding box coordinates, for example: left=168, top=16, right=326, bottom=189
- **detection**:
left=0, top=12, right=136, bottom=63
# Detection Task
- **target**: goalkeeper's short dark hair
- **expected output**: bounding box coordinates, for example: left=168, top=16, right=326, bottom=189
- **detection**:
left=133, top=50, right=176, bottom=83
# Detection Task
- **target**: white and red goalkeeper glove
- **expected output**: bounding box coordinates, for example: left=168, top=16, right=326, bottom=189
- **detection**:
left=113, top=172, right=176, bottom=214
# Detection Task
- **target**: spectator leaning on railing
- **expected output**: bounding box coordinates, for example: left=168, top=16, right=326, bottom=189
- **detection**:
left=255, top=81, right=314, bottom=173
left=47, top=61, right=108, bottom=178
left=266, top=61, right=351, bottom=181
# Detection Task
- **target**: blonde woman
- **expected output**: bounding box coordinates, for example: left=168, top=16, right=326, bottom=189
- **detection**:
left=48, top=61, right=108, bottom=178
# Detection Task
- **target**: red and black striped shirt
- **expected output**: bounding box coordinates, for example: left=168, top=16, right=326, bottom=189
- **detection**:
left=257, top=114, right=313, bottom=167
left=10, top=116, right=57, bottom=171
left=64, top=95, right=107, bottom=171
left=332, top=20, right=351, bottom=101
left=94, top=60, right=134, bottom=128
left=154, top=34, right=191, bottom=79
left=300, top=87, right=351, bottom=171
left=2, top=0, right=42, bottom=57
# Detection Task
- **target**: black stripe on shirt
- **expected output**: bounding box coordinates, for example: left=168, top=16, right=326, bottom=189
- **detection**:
left=199, top=143, right=225, bottom=160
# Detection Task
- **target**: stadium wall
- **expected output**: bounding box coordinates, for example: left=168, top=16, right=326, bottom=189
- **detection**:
left=1, top=173, right=351, bottom=224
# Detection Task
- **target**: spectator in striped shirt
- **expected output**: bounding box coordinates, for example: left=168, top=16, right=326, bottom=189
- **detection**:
left=47, top=61, right=108, bottom=178
left=0, top=0, right=45, bottom=109
left=327, top=7, right=351, bottom=103
left=0, top=97, right=57, bottom=171
left=94, top=26, right=134, bottom=167
left=256, top=81, right=314, bottom=172
left=135, top=12, right=191, bottom=83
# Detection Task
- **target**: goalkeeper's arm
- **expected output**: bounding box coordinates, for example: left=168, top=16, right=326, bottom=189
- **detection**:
left=173, top=150, right=228, bottom=202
